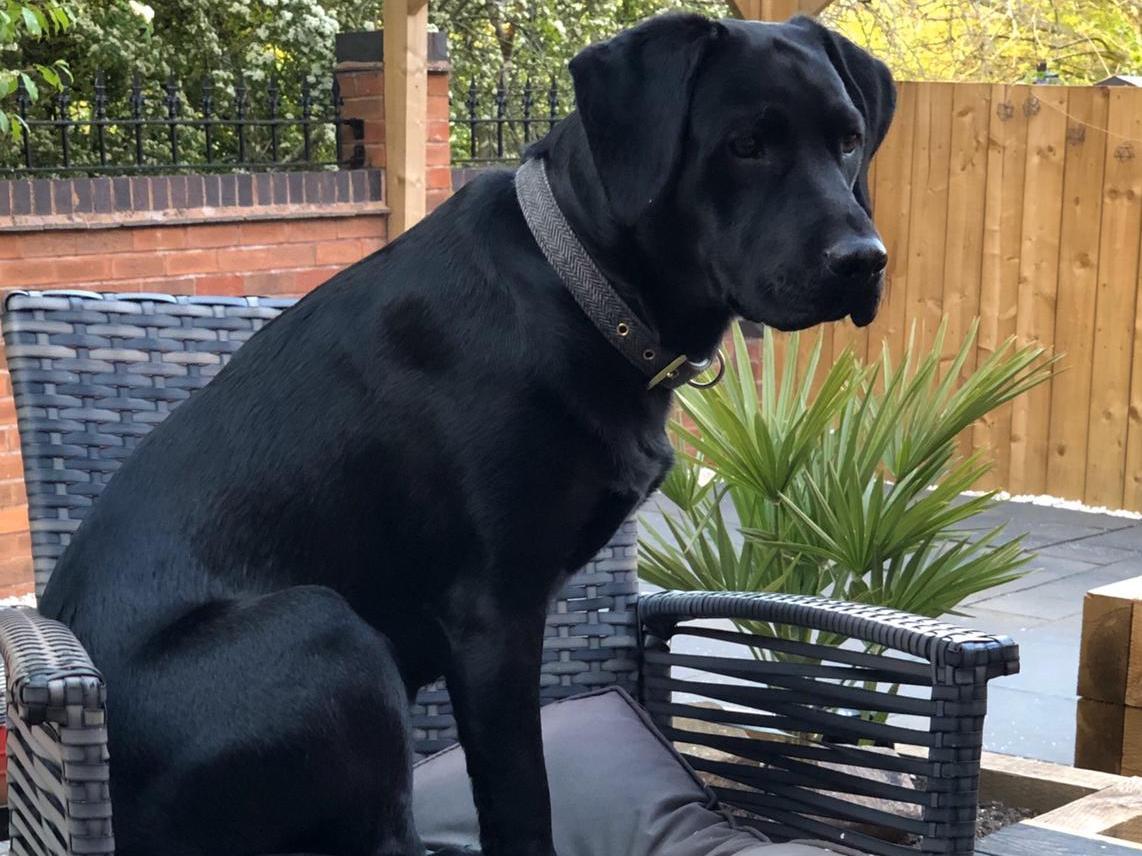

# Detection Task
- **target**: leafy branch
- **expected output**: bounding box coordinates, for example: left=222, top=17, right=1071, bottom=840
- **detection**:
left=1, top=2, right=73, bottom=138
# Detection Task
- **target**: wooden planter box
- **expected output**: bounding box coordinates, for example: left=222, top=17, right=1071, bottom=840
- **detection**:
left=975, top=750, right=1142, bottom=852
left=1076, top=577, right=1142, bottom=776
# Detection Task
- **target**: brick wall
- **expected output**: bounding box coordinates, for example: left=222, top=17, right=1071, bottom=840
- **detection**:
left=0, top=171, right=387, bottom=293
left=336, top=30, right=453, bottom=213
left=0, top=37, right=453, bottom=597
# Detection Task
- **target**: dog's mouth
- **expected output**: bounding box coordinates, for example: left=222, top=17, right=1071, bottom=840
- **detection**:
left=847, top=276, right=883, bottom=328
left=731, top=271, right=883, bottom=332
left=848, top=293, right=880, bottom=328
left=735, top=293, right=879, bottom=333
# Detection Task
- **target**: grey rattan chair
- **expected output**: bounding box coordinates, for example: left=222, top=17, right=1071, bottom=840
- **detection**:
left=0, top=290, right=1020, bottom=856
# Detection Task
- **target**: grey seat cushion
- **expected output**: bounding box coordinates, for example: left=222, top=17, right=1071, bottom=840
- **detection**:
left=413, top=687, right=856, bottom=856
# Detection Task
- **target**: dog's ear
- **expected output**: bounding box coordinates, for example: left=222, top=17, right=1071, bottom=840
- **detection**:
left=791, top=16, right=896, bottom=215
left=570, top=13, right=724, bottom=228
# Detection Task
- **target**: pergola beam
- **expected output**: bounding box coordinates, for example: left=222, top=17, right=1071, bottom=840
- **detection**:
left=729, top=0, right=835, bottom=19
left=383, top=0, right=429, bottom=235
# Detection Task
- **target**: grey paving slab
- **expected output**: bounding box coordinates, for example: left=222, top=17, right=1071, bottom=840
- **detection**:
left=1019, top=522, right=1126, bottom=549
left=963, top=559, right=1142, bottom=620
left=985, top=615, right=1082, bottom=699
left=1034, top=537, right=1141, bottom=565
left=1024, top=554, right=1109, bottom=577
left=1075, top=524, right=1142, bottom=550
left=978, top=587, right=1085, bottom=621
left=945, top=605, right=1055, bottom=637
left=960, top=557, right=1099, bottom=605
left=984, top=502, right=1135, bottom=531
left=1018, top=561, right=1142, bottom=600
left=978, top=687, right=1077, bottom=764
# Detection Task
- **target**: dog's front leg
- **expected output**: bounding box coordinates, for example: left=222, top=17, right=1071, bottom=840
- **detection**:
left=445, top=600, right=554, bottom=856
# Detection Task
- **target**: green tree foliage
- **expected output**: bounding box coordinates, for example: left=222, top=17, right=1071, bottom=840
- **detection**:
left=18, top=0, right=373, bottom=94
left=822, top=0, right=1141, bottom=84
left=4, top=0, right=375, bottom=159
left=3, top=0, right=1138, bottom=149
left=1, top=2, right=72, bottom=137
left=431, top=0, right=726, bottom=85
left=430, top=0, right=1140, bottom=96
left=430, top=0, right=725, bottom=158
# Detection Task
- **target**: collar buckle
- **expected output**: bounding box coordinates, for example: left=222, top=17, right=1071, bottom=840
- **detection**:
left=646, top=354, right=690, bottom=390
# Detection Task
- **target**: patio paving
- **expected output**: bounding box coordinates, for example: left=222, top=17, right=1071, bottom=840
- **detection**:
left=949, top=500, right=1142, bottom=764
left=640, top=495, right=1142, bottom=765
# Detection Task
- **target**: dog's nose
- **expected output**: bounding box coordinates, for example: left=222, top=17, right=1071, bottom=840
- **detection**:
left=825, top=237, right=888, bottom=280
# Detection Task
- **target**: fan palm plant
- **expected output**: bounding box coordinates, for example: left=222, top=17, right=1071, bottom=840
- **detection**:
left=640, top=320, right=1056, bottom=655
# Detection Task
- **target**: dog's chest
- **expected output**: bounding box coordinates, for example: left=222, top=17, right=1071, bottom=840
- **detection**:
left=559, top=425, right=673, bottom=574
left=613, top=426, right=674, bottom=498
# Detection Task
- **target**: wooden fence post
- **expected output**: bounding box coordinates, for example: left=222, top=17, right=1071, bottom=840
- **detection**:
left=383, top=0, right=429, bottom=236
left=729, top=0, right=836, bottom=19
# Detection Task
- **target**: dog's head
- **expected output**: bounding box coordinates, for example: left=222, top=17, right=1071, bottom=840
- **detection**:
left=569, top=14, right=896, bottom=331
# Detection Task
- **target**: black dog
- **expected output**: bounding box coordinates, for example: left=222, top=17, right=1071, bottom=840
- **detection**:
left=40, top=13, right=894, bottom=856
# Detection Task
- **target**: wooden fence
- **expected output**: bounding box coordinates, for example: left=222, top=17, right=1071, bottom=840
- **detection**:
left=771, top=81, right=1142, bottom=511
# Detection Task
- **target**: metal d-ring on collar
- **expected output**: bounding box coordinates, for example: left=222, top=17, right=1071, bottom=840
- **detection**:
left=514, top=157, right=725, bottom=391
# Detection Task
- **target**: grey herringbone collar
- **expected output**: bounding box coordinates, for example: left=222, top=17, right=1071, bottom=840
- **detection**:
left=514, top=157, right=723, bottom=391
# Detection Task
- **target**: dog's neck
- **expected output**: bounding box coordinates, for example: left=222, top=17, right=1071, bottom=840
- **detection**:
left=537, top=120, right=732, bottom=363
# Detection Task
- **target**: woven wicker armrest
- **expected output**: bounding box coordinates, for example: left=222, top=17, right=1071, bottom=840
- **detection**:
left=636, top=590, right=1019, bottom=856
left=638, top=590, right=1019, bottom=678
left=0, top=607, right=115, bottom=855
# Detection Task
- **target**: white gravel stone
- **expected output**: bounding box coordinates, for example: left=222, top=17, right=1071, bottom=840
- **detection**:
left=961, top=490, right=1142, bottom=520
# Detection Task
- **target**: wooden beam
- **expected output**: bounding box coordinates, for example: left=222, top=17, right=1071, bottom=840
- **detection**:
left=1078, top=577, right=1142, bottom=706
left=798, top=0, right=836, bottom=13
left=1027, top=778, right=1142, bottom=850
left=383, top=0, right=429, bottom=235
left=730, top=0, right=835, bottom=19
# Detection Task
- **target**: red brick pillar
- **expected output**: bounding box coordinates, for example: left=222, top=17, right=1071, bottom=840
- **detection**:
left=335, top=30, right=452, bottom=213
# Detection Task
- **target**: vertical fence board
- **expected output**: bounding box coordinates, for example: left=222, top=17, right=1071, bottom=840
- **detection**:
left=1087, top=89, right=1142, bottom=509
left=1132, top=215, right=1142, bottom=510
left=1046, top=87, right=1110, bottom=501
left=942, top=83, right=992, bottom=459
left=1115, top=94, right=1142, bottom=510
left=867, top=82, right=918, bottom=372
left=975, top=85, right=1030, bottom=490
left=1009, top=87, right=1068, bottom=495
left=906, top=83, right=954, bottom=359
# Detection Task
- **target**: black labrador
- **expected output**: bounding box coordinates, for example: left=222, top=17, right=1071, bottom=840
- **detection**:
left=40, top=13, right=894, bottom=856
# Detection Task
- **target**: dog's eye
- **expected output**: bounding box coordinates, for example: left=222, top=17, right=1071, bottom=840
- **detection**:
left=841, top=133, right=862, bottom=155
left=730, top=134, right=764, bottom=159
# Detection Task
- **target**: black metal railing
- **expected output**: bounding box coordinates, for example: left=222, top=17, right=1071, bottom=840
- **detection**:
left=453, top=77, right=570, bottom=165
left=2, top=72, right=364, bottom=177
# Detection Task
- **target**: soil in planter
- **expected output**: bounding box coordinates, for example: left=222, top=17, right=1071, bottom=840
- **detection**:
left=975, top=801, right=1036, bottom=839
